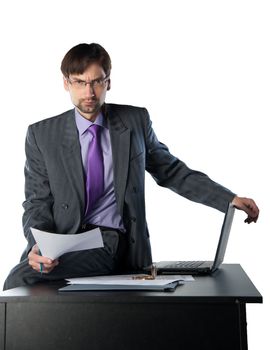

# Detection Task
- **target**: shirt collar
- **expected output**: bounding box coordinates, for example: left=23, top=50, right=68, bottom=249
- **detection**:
left=75, top=108, right=107, bottom=136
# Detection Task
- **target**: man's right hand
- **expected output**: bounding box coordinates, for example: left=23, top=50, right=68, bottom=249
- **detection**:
left=28, top=244, right=59, bottom=273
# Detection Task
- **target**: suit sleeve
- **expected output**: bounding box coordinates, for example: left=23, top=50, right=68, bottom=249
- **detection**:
left=143, top=108, right=236, bottom=212
left=22, top=125, right=56, bottom=249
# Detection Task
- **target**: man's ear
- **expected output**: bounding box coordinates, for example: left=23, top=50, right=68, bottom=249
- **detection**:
left=107, top=79, right=111, bottom=91
left=63, top=76, right=69, bottom=91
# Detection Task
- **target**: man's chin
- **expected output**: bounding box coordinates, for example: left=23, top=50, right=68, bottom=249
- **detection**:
left=77, top=104, right=99, bottom=115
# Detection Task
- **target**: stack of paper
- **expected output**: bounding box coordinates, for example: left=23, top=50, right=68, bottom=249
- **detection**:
left=66, top=274, right=194, bottom=285
left=59, top=274, right=194, bottom=292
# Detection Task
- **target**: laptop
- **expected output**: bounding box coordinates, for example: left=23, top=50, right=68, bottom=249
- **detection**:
left=153, top=203, right=235, bottom=275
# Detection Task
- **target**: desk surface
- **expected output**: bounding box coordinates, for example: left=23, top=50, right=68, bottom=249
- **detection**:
left=0, top=264, right=262, bottom=304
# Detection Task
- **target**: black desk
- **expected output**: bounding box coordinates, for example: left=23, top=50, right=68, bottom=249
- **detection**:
left=0, top=264, right=262, bottom=350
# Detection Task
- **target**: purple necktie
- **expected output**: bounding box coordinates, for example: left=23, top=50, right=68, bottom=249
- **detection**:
left=85, top=124, right=104, bottom=216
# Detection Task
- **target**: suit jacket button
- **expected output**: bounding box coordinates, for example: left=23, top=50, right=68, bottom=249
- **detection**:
left=131, top=237, right=136, bottom=243
left=62, top=203, right=69, bottom=210
left=130, top=217, right=136, bottom=222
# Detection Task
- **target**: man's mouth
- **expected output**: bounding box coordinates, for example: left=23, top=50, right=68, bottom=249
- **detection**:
left=84, top=100, right=96, bottom=106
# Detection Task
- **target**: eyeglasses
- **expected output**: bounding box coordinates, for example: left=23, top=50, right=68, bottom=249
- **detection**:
left=67, top=76, right=110, bottom=90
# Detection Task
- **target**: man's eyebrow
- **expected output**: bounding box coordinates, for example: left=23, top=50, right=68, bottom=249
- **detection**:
left=70, top=78, right=84, bottom=81
left=70, top=75, right=105, bottom=81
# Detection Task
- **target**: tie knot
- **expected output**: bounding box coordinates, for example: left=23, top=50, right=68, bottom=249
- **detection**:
left=89, top=124, right=102, bottom=137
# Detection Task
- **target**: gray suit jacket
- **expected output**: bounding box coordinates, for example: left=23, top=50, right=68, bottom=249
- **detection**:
left=21, top=103, right=235, bottom=269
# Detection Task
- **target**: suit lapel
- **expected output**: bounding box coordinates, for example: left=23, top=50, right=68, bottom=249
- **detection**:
left=105, top=104, right=130, bottom=217
left=61, top=110, right=85, bottom=218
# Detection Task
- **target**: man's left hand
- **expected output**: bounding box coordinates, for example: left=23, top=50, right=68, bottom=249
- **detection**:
left=232, top=196, right=259, bottom=224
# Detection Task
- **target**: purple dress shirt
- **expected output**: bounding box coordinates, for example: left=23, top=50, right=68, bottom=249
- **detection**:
left=75, top=109, right=125, bottom=231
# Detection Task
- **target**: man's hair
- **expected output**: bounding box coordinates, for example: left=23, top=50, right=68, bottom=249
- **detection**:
left=61, top=43, right=111, bottom=78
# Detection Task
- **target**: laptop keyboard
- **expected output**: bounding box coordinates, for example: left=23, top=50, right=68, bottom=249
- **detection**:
left=164, top=261, right=205, bottom=269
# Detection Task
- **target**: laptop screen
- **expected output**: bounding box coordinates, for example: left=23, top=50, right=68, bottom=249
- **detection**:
left=212, top=203, right=235, bottom=271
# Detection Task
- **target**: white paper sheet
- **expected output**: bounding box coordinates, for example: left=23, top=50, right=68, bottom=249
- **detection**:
left=31, top=227, right=104, bottom=260
left=66, top=274, right=194, bottom=286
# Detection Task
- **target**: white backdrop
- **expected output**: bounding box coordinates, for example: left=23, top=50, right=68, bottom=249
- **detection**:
left=0, top=1, right=269, bottom=348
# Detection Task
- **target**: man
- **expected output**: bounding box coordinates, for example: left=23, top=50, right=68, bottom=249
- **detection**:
left=4, top=43, right=259, bottom=290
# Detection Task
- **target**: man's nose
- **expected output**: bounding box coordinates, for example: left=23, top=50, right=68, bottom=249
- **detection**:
left=85, top=83, right=95, bottom=97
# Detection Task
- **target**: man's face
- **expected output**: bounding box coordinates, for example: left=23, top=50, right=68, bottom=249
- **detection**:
left=64, top=63, right=110, bottom=121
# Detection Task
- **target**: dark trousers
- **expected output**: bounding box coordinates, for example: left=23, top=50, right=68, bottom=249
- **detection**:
left=3, top=227, right=127, bottom=291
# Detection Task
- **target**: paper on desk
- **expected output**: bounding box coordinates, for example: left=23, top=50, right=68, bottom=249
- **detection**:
left=31, top=227, right=104, bottom=260
left=66, top=274, right=194, bottom=286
